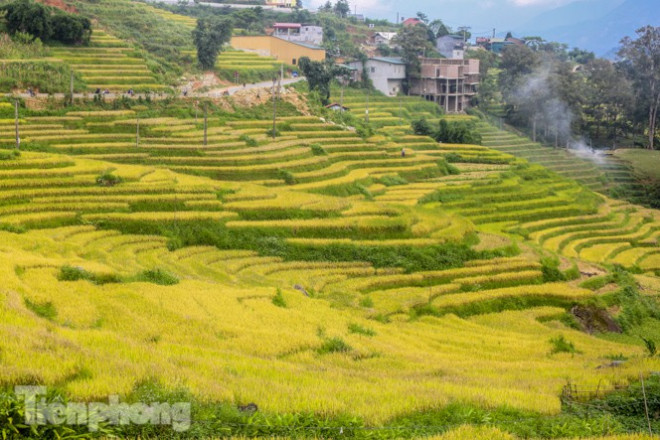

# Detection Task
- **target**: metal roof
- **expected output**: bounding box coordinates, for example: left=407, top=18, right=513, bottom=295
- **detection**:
left=370, top=57, right=406, bottom=65
left=274, top=23, right=302, bottom=28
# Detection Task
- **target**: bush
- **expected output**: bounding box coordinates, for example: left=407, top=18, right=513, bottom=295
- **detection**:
left=317, top=337, right=352, bottom=354
left=272, top=288, right=287, bottom=308
left=1, top=0, right=91, bottom=44
left=310, top=144, right=327, bottom=156
left=24, top=298, right=57, bottom=320
left=348, top=323, right=376, bottom=336
left=278, top=169, right=296, bottom=185
left=135, top=268, right=179, bottom=286
left=549, top=335, right=578, bottom=354
left=0, top=150, right=20, bottom=160
left=96, top=171, right=123, bottom=187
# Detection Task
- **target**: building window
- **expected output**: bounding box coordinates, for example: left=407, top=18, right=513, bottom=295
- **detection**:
left=292, top=58, right=297, bottom=65
left=370, top=67, right=376, bottom=73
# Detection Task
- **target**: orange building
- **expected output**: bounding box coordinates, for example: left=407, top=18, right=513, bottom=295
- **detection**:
left=230, top=36, right=326, bottom=67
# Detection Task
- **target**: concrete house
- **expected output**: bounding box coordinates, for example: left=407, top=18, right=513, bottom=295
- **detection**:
left=266, top=0, right=296, bottom=7
left=410, top=58, right=480, bottom=113
left=273, top=23, right=323, bottom=46
left=348, top=57, right=406, bottom=97
left=372, top=32, right=398, bottom=47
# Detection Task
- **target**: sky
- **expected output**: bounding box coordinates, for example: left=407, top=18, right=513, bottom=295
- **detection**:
left=305, top=0, right=587, bottom=37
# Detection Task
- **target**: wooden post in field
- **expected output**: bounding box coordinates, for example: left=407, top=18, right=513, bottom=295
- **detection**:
left=365, top=88, right=370, bottom=123
left=136, top=115, right=140, bottom=148
left=203, top=103, right=208, bottom=146
left=70, top=71, right=74, bottom=105
left=14, top=100, right=19, bottom=150
left=272, top=78, right=277, bottom=140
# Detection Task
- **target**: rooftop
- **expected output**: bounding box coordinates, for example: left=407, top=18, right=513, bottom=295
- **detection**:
left=370, top=57, right=406, bottom=65
left=274, top=23, right=302, bottom=29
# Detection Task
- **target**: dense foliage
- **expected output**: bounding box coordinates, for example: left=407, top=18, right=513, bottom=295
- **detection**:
left=192, top=16, right=233, bottom=70
left=0, top=0, right=91, bottom=44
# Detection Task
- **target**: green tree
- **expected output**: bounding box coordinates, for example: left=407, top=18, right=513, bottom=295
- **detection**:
left=1, top=0, right=52, bottom=41
left=333, top=0, right=350, bottom=18
left=393, top=23, right=436, bottom=91
left=498, top=44, right=539, bottom=102
left=319, top=1, right=332, bottom=12
left=619, top=26, right=660, bottom=150
left=429, top=19, right=451, bottom=38
left=580, top=59, right=633, bottom=143
left=51, top=13, right=91, bottom=45
left=298, top=57, right=347, bottom=105
left=193, top=16, right=233, bottom=70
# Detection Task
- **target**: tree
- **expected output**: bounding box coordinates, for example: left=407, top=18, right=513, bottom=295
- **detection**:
left=393, top=24, right=436, bottom=91
left=319, top=1, right=332, bottom=13
left=416, top=12, right=429, bottom=24
left=499, top=44, right=539, bottom=96
left=193, top=16, right=233, bottom=70
left=581, top=58, right=633, bottom=142
left=1, top=0, right=52, bottom=42
left=429, top=19, right=451, bottom=38
left=619, top=26, right=660, bottom=150
left=51, top=13, right=91, bottom=45
left=333, top=0, right=350, bottom=18
left=298, top=57, right=347, bottom=105
left=1, top=0, right=91, bottom=45
left=295, top=0, right=303, bottom=8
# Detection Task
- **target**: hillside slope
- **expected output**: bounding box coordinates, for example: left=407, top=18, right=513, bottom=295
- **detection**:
left=0, top=88, right=659, bottom=437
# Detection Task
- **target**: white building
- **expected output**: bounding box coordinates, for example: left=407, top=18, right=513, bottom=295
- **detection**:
left=272, top=23, right=323, bottom=46
left=372, top=32, right=397, bottom=47
left=348, top=57, right=406, bottom=97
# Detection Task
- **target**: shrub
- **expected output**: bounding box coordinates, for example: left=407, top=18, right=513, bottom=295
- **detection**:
left=348, top=323, right=376, bottom=336
left=541, top=257, right=565, bottom=282
left=310, top=144, right=327, bottom=156
left=642, top=337, right=657, bottom=357
left=135, top=268, right=179, bottom=286
left=0, top=150, right=20, bottom=161
left=24, top=298, right=57, bottom=320
left=317, top=337, right=352, bottom=354
left=278, top=170, right=296, bottom=185
left=272, top=288, right=287, bottom=308
left=377, top=174, right=407, bottom=186
left=549, top=335, right=578, bottom=354
left=96, top=171, right=123, bottom=187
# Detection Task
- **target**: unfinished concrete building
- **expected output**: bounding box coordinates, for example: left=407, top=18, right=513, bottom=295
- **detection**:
left=409, top=58, right=480, bottom=113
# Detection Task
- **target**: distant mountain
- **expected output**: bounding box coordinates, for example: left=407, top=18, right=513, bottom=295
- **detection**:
left=518, top=0, right=624, bottom=35
left=515, top=0, right=660, bottom=57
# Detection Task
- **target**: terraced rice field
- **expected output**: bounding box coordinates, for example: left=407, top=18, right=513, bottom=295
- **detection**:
left=0, top=86, right=659, bottom=436
left=49, top=31, right=167, bottom=92
left=476, top=122, right=647, bottom=202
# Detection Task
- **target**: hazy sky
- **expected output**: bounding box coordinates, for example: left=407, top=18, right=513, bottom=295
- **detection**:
left=306, top=0, right=587, bottom=37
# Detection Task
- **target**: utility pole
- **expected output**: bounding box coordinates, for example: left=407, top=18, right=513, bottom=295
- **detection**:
left=203, top=103, right=208, bottom=146
left=136, top=114, right=140, bottom=148
left=458, top=26, right=471, bottom=44
left=365, top=88, right=370, bottom=123
left=14, top=100, right=19, bottom=150
left=492, top=28, right=496, bottom=39
left=70, top=71, right=74, bottom=105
